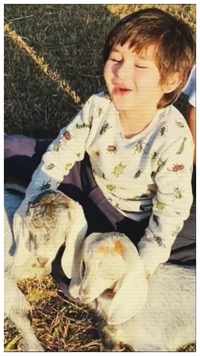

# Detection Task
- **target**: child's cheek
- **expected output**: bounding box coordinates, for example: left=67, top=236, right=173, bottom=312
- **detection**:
left=136, top=71, right=159, bottom=90
left=104, top=60, right=110, bottom=73
left=103, top=64, right=108, bottom=82
left=104, top=62, right=113, bottom=87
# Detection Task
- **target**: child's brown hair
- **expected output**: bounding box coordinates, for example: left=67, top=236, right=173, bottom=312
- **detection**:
left=103, top=8, right=195, bottom=108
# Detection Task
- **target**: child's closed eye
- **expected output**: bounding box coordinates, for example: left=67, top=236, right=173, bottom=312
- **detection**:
left=110, top=57, right=122, bottom=63
left=135, top=64, right=148, bottom=69
left=108, top=52, right=122, bottom=62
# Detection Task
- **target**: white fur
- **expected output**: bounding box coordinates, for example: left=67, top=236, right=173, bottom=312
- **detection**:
left=4, top=188, right=87, bottom=351
left=68, top=232, right=195, bottom=351
left=4, top=202, right=43, bottom=351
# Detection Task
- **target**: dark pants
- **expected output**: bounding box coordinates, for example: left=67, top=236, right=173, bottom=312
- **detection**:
left=4, top=139, right=195, bottom=265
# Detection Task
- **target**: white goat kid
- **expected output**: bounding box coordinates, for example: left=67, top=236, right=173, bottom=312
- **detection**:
left=8, top=189, right=87, bottom=280
left=68, top=232, right=195, bottom=352
left=4, top=188, right=87, bottom=351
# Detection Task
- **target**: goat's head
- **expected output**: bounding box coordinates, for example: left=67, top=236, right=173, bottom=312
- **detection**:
left=12, top=190, right=87, bottom=279
left=68, top=232, right=148, bottom=325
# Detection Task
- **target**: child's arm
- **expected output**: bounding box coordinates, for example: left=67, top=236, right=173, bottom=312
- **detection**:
left=138, top=134, right=194, bottom=278
left=17, top=95, right=95, bottom=211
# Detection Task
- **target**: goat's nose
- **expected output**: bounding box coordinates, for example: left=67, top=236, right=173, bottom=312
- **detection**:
left=79, top=287, right=90, bottom=301
left=80, top=287, right=87, bottom=296
left=37, top=256, right=49, bottom=267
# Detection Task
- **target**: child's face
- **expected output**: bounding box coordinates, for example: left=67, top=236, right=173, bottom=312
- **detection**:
left=104, top=42, right=166, bottom=113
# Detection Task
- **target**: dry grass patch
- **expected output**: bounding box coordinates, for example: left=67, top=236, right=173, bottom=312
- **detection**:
left=4, top=275, right=132, bottom=352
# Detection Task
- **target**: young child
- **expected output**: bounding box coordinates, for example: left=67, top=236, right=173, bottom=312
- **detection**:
left=5, top=8, right=195, bottom=278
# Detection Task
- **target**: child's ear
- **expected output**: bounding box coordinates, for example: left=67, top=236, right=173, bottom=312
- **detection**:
left=162, top=72, right=181, bottom=93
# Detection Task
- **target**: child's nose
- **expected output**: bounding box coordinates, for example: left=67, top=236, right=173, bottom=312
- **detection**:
left=114, top=61, right=133, bottom=81
left=37, top=256, right=49, bottom=267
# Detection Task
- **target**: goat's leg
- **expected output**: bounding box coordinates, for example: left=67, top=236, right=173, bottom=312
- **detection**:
left=5, top=276, right=44, bottom=351
left=8, top=311, right=44, bottom=351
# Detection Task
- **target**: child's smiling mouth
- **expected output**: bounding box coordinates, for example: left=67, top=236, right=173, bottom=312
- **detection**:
left=112, top=84, right=132, bottom=96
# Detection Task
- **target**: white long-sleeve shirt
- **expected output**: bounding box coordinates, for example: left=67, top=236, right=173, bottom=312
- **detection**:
left=24, top=92, right=194, bottom=276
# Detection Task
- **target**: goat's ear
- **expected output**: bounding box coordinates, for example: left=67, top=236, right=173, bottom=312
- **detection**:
left=4, top=209, right=14, bottom=265
left=61, top=202, right=87, bottom=279
left=107, top=242, right=148, bottom=325
left=12, top=213, right=31, bottom=266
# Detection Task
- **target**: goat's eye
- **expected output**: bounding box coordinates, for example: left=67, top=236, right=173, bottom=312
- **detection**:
left=81, top=260, right=86, bottom=279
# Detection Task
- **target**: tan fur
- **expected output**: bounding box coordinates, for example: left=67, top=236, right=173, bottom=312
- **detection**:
left=97, top=240, right=126, bottom=257
left=113, top=240, right=126, bottom=257
left=97, top=244, right=110, bottom=256
left=28, top=191, right=70, bottom=230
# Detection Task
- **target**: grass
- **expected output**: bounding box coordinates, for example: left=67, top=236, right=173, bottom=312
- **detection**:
left=4, top=4, right=196, bottom=352
left=4, top=275, right=133, bottom=352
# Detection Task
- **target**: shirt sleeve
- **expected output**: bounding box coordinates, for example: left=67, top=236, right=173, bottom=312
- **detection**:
left=24, top=95, right=95, bottom=202
left=138, top=134, right=194, bottom=277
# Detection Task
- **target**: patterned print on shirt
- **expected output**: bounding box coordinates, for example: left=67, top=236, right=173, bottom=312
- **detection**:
left=174, top=187, right=182, bottom=199
left=134, top=169, right=141, bottom=178
left=160, top=126, right=167, bottom=136
left=76, top=123, right=91, bottom=129
left=112, top=163, right=126, bottom=177
left=176, top=137, right=187, bottom=155
left=106, top=184, right=116, bottom=192
left=133, top=142, right=143, bottom=154
left=154, top=235, right=166, bottom=247
left=53, top=143, right=60, bottom=151
left=176, top=121, right=185, bottom=128
left=100, top=122, right=109, bottom=135
left=155, top=200, right=166, bottom=211
left=46, top=163, right=55, bottom=170
left=167, top=164, right=184, bottom=172
left=107, top=145, right=117, bottom=153
left=63, top=130, right=72, bottom=140
left=157, top=158, right=167, bottom=173
left=151, top=152, right=158, bottom=162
